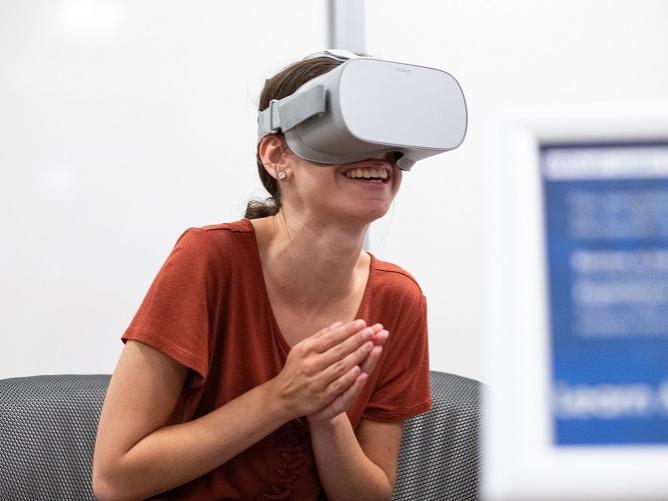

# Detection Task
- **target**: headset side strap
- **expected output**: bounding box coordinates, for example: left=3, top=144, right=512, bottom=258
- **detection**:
left=257, top=85, right=327, bottom=140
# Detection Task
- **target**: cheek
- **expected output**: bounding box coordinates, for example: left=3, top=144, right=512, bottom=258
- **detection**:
left=297, top=167, right=339, bottom=198
left=392, top=170, right=403, bottom=194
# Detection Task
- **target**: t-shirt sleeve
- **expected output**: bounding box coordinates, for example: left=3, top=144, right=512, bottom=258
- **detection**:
left=363, top=291, right=432, bottom=422
left=121, top=227, right=217, bottom=389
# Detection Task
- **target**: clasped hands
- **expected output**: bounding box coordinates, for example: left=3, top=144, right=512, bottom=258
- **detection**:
left=273, top=319, right=389, bottom=425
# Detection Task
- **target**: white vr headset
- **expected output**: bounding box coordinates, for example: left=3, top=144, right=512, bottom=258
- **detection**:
left=257, top=49, right=467, bottom=171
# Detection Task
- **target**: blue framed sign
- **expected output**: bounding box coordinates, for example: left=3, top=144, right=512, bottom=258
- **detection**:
left=541, top=142, right=668, bottom=446
left=483, top=104, right=668, bottom=500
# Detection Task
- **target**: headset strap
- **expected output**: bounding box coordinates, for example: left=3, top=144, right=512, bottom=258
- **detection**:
left=257, top=84, right=326, bottom=141
left=303, top=49, right=363, bottom=62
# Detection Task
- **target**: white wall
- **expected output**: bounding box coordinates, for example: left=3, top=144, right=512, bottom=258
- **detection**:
left=365, top=0, right=668, bottom=382
left=2, top=0, right=668, bottom=383
left=0, top=0, right=325, bottom=379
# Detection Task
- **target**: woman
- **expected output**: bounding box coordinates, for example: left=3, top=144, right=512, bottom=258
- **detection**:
left=93, top=52, right=431, bottom=501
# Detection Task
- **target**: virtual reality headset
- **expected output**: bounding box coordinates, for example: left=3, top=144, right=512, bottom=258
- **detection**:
left=257, top=49, right=467, bottom=171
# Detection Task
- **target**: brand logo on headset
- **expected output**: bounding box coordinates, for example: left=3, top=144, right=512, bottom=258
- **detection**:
left=394, top=67, right=412, bottom=74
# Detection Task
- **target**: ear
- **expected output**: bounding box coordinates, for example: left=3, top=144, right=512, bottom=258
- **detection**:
left=258, top=134, right=290, bottom=180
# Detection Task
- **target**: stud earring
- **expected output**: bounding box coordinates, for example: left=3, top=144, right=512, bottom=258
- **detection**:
left=277, top=171, right=288, bottom=180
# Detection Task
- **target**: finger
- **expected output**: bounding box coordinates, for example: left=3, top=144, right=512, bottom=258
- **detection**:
left=371, top=329, right=389, bottom=346
left=317, top=323, right=383, bottom=370
left=326, top=372, right=369, bottom=417
left=317, top=337, right=376, bottom=386
left=324, top=362, right=363, bottom=400
left=310, top=321, right=344, bottom=341
left=360, top=345, right=383, bottom=375
left=309, top=319, right=367, bottom=353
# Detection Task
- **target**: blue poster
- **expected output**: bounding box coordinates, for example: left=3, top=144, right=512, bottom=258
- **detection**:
left=541, top=142, right=668, bottom=446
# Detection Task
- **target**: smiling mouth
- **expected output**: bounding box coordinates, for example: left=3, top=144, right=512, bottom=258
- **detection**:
left=341, top=162, right=393, bottom=183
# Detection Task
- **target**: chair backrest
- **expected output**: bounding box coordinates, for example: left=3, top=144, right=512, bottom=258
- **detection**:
left=393, top=371, right=482, bottom=501
left=0, top=371, right=481, bottom=500
left=0, top=374, right=108, bottom=501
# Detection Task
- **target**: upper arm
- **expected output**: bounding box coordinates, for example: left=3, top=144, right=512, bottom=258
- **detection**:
left=93, top=340, right=188, bottom=479
left=356, top=418, right=404, bottom=490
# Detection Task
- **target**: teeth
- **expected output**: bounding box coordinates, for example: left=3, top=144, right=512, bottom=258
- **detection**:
left=345, top=168, right=389, bottom=180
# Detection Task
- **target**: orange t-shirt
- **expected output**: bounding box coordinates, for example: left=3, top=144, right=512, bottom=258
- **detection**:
left=121, top=218, right=431, bottom=500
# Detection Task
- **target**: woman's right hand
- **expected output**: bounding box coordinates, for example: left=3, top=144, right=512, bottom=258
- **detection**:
left=271, top=319, right=383, bottom=420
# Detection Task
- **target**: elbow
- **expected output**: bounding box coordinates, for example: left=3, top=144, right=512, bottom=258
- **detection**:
left=376, top=488, right=394, bottom=501
left=374, top=485, right=393, bottom=501
left=92, top=475, right=117, bottom=501
left=92, top=463, right=133, bottom=501
left=92, top=458, right=111, bottom=501
left=369, top=478, right=394, bottom=501
left=385, top=477, right=396, bottom=500
left=93, top=476, right=136, bottom=501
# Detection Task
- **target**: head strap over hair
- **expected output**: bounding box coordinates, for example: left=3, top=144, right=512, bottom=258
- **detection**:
left=257, top=85, right=327, bottom=140
left=302, top=49, right=367, bottom=62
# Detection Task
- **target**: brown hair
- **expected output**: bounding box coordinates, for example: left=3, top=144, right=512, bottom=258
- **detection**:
left=244, top=56, right=343, bottom=219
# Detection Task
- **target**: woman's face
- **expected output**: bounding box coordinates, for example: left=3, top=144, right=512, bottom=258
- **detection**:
left=282, top=149, right=403, bottom=225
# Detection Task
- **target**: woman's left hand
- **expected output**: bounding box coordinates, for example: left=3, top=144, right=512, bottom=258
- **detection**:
left=307, top=329, right=389, bottom=424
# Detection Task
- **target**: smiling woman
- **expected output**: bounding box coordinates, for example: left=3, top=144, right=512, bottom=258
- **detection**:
left=92, top=51, right=432, bottom=501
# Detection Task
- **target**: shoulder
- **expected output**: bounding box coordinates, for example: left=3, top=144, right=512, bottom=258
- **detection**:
left=370, top=254, right=425, bottom=306
left=174, top=219, right=252, bottom=248
left=170, top=219, right=254, bottom=265
left=198, top=219, right=253, bottom=235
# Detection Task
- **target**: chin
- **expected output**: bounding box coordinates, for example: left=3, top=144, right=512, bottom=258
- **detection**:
left=347, top=204, right=391, bottom=224
left=317, top=198, right=392, bottom=226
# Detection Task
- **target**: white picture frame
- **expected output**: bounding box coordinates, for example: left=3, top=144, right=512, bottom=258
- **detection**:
left=481, top=101, right=668, bottom=501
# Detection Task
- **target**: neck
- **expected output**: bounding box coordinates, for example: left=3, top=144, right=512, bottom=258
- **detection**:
left=253, top=212, right=368, bottom=315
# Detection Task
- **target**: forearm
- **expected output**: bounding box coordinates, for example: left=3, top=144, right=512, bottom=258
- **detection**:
left=95, top=379, right=289, bottom=501
left=309, top=414, right=392, bottom=501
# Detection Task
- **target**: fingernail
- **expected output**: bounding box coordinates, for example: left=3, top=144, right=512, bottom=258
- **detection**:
left=362, top=341, right=373, bottom=352
left=353, top=319, right=365, bottom=329
left=328, top=321, right=343, bottom=330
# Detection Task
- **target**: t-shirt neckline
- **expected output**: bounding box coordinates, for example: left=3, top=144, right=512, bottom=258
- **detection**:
left=242, top=218, right=375, bottom=354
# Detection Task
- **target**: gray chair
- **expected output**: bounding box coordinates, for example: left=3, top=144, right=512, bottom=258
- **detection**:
left=0, top=371, right=481, bottom=500
left=393, top=372, right=482, bottom=500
